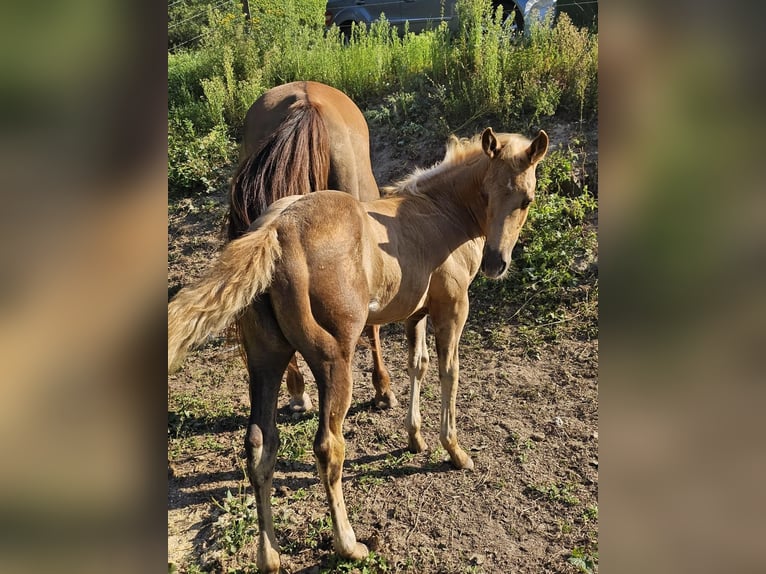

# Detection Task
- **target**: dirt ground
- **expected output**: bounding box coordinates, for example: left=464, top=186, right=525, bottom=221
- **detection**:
left=168, top=121, right=598, bottom=573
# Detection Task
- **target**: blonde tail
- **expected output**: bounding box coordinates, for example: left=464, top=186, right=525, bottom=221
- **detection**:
left=168, top=225, right=282, bottom=372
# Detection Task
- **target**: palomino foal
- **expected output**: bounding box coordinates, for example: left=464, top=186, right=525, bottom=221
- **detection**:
left=168, top=128, right=548, bottom=572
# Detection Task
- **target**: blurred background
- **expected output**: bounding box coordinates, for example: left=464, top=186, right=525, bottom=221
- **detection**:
left=0, top=0, right=764, bottom=572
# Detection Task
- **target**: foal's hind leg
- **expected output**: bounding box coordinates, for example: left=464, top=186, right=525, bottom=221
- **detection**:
left=285, top=355, right=313, bottom=412
left=239, top=303, right=295, bottom=574
left=307, top=349, right=369, bottom=561
left=365, top=325, right=398, bottom=409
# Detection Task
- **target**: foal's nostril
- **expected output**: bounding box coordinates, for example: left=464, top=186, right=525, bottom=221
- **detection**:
left=481, top=249, right=508, bottom=278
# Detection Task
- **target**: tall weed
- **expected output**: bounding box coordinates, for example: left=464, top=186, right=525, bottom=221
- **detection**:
left=167, top=0, right=597, bottom=197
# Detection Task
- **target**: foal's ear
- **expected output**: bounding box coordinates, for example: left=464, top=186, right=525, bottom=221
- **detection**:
left=481, top=127, right=501, bottom=159
left=526, top=130, right=549, bottom=164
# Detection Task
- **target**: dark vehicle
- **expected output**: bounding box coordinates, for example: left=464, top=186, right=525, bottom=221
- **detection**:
left=325, top=0, right=557, bottom=37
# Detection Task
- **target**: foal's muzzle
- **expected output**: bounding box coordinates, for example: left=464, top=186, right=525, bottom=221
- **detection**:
left=481, top=247, right=508, bottom=279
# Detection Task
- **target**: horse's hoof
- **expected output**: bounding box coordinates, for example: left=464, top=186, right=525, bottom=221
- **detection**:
left=256, top=545, right=280, bottom=574
left=449, top=448, right=474, bottom=470
left=408, top=434, right=428, bottom=453
left=341, top=541, right=369, bottom=561
left=289, top=393, right=313, bottom=413
left=374, top=391, right=399, bottom=410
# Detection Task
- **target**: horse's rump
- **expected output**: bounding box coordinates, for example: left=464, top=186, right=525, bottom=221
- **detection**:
left=227, top=100, right=330, bottom=240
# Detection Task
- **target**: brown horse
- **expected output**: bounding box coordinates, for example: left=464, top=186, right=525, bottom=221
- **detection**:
left=227, top=80, right=396, bottom=411
left=168, top=127, right=548, bottom=572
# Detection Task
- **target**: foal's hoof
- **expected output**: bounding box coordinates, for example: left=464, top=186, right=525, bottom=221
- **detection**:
left=408, top=434, right=428, bottom=454
left=450, top=450, right=475, bottom=471
left=339, top=541, right=369, bottom=561
left=374, top=391, right=399, bottom=410
left=256, top=544, right=280, bottom=574
left=289, top=393, right=313, bottom=413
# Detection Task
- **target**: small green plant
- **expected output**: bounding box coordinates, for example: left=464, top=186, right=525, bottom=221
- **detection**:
left=582, top=504, right=598, bottom=523
left=277, top=412, right=319, bottom=462
left=168, top=117, right=237, bottom=195
left=212, top=487, right=258, bottom=555
left=568, top=546, right=598, bottom=574
left=428, top=445, right=447, bottom=466
left=505, top=432, right=536, bottom=463
left=525, top=481, right=581, bottom=507
left=306, top=515, right=334, bottom=550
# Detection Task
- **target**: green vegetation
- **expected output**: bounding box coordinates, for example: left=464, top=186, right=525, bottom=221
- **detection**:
left=277, top=412, right=319, bottom=462
left=568, top=546, right=598, bottom=574
left=212, top=487, right=259, bottom=556
left=525, top=481, right=582, bottom=506
left=168, top=0, right=597, bottom=194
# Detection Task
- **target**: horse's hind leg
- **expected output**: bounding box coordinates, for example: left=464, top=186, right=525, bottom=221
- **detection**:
left=308, top=350, right=369, bottom=561
left=404, top=312, right=430, bottom=453
left=285, top=355, right=313, bottom=412
left=314, top=360, right=369, bottom=560
left=365, top=325, right=398, bottom=409
left=239, top=302, right=295, bottom=574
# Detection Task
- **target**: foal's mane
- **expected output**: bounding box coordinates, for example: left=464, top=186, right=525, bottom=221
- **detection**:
left=382, top=135, right=482, bottom=196
left=382, top=132, right=529, bottom=197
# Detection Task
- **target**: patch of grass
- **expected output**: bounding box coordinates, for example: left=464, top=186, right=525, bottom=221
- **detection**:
left=506, top=432, right=536, bottom=464
left=358, top=474, right=386, bottom=491
left=525, top=481, right=581, bottom=507
left=277, top=412, right=319, bottom=462
left=427, top=446, right=447, bottom=466
left=558, top=518, right=573, bottom=534
left=305, top=515, right=333, bottom=550
left=582, top=504, right=598, bottom=523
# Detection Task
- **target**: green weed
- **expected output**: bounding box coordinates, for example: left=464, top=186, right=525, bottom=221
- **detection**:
left=277, top=412, right=319, bottom=462
left=306, top=515, right=333, bottom=550
left=525, top=481, right=581, bottom=507
left=506, top=432, right=536, bottom=464
left=582, top=504, right=598, bottom=523
left=568, top=546, right=598, bottom=574
left=168, top=0, right=598, bottom=194
left=212, top=487, right=258, bottom=556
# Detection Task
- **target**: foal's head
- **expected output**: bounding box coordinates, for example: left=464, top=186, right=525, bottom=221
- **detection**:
left=479, top=128, right=549, bottom=279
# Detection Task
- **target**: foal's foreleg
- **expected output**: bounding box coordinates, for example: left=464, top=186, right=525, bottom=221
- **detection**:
left=404, top=313, right=430, bottom=453
left=365, top=324, right=398, bottom=409
left=285, top=355, right=313, bottom=412
left=432, top=297, right=474, bottom=471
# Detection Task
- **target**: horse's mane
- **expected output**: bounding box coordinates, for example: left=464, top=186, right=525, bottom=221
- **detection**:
left=381, top=132, right=529, bottom=196
left=226, top=100, right=330, bottom=241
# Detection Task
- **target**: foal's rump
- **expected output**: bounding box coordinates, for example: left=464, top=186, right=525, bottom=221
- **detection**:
left=168, top=191, right=372, bottom=372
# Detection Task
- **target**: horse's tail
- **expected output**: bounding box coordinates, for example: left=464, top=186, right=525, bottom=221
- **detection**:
left=168, top=222, right=282, bottom=372
left=227, top=100, right=330, bottom=241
